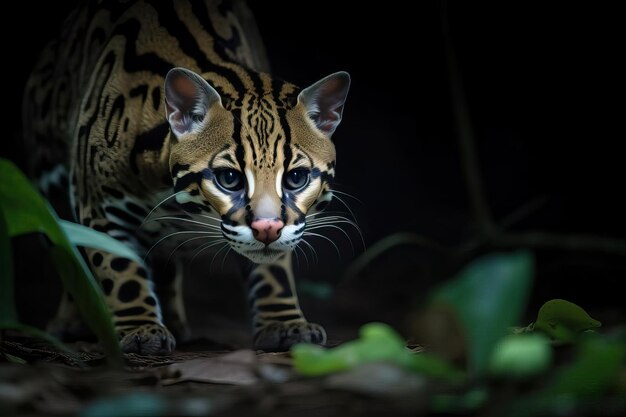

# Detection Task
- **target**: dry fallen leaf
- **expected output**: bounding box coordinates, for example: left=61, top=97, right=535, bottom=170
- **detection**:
left=162, top=350, right=258, bottom=386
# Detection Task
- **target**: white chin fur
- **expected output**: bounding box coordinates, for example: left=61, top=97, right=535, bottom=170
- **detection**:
left=223, top=223, right=302, bottom=264
left=240, top=248, right=285, bottom=264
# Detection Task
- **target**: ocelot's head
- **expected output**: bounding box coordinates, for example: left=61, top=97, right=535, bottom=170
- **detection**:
left=164, top=68, right=350, bottom=264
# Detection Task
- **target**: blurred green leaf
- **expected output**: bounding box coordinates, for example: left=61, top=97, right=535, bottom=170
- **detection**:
left=292, top=322, right=463, bottom=381
left=342, top=232, right=446, bottom=283
left=81, top=393, right=168, bottom=417
left=0, top=161, right=65, bottom=243
left=2, top=352, right=27, bottom=364
left=533, top=299, right=601, bottom=342
left=0, top=159, right=122, bottom=364
left=297, top=279, right=334, bottom=299
left=505, top=335, right=626, bottom=416
left=60, top=220, right=143, bottom=264
left=489, top=334, right=552, bottom=378
left=0, top=207, right=16, bottom=322
left=432, top=251, right=534, bottom=375
left=432, top=388, right=489, bottom=413
left=2, top=206, right=82, bottom=364
left=49, top=246, right=123, bottom=363
left=546, top=336, right=624, bottom=397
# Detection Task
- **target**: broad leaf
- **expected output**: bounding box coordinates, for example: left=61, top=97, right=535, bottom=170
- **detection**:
left=546, top=336, right=624, bottom=397
left=432, top=251, right=534, bottom=375
left=505, top=335, right=626, bottom=416
left=0, top=160, right=66, bottom=243
left=489, top=334, right=552, bottom=378
left=49, top=246, right=122, bottom=363
left=0, top=207, right=16, bottom=321
left=292, top=322, right=462, bottom=381
left=0, top=159, right=122, bottom=364
left=60, top=220, right=142, bottom=264
left=533, top=299, right=601, bottom=342
left=81, top=393, right=168, bottom=417
left=163, top=350, right=259, bottom=385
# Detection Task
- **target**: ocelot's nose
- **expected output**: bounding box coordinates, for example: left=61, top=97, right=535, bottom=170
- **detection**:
left=251, top=218, right=284, bottom=245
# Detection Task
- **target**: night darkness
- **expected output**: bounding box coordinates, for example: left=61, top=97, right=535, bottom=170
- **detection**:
left=4, top=2, right=625, bottom=336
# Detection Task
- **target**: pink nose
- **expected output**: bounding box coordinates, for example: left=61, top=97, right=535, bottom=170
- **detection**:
left=250, top=218, right=284, bottom=245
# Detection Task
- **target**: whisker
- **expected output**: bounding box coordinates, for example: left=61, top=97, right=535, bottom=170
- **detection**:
left=306, top=224, right=355, bottom=254
left=292, top=247, right=300, bottom=268
left=306, top=210, right=355, bottom=219
left=144, top=230, right=222, bottom=259
left=166, top=235, right=215, bottom=266
left=306, top=218, right=366, bottom=250
left=220, top=247, right=233, bottom=272
left=303, top=231, right=340, bottom=256
left=192, top=213, right=222, bottom=224
left=308, top=217, right=360, bottom=228
left=143, top=216, right=221, bottom=230
left=330, top=194, right=359, bottom=224
left=142, top=191, right=188, bottom=225
left=190, top=240, right=228, bottom=266
left=299, top=238, right=318, bottom=264
left=331, top=189, right=363, bottom=204
left=210, top=243, right=230, bottom=272
left=295, top=244, right=310, bottom=269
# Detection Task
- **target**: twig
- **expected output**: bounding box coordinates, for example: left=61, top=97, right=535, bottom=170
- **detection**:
left=441, top=1, right=496, bottom=237
left=440, top=4, right=626, bottom=258
left=341, top=232, right=448, bottom=283
left=496, top=231, right=626, bottom=256
left=498, top=196, right=548, bottom=230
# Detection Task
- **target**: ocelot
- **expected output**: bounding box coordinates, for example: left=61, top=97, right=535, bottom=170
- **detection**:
left=22, top=0, right=350, bottom=354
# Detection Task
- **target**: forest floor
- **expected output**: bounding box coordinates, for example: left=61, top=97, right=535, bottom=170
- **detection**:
left=1, top=331, right=425, bottom=417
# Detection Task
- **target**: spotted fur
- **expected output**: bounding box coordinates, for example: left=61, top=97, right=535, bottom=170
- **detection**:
left=22, top=0, right=349, bottom=354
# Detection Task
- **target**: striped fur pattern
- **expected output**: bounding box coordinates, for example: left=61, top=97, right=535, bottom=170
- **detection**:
left=22, top=0, right=349, bottom=354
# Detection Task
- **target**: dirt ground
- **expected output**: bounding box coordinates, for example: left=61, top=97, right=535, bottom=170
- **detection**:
left=1, top=333, right=430, bottom=417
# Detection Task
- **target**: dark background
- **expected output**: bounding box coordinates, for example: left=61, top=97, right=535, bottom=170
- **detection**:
left=5, top=2, right=625, bottom=338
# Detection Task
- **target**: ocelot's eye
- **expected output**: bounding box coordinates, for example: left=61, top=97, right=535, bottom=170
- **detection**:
left=284, top=169, right=310, bottom=191
left=216, top=169, right=244, bottom=192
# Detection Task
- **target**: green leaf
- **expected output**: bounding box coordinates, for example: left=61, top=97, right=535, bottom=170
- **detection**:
left=0, top=160, right=66, bottom=244
left=432, top=388, right=489, bottom=413
left=533, top=299, right=601, bottom=342
left=48, top=246, right=123, bottom=364
left=2, top=352, right=27, bottom=364
left=505, top=335, right=626, bottom=416
left=292, top=322, right=463, bottom=381
left=0, top=207, right=17, bottom=322
left=297, top=280, right=334, bottom=299
left=546, top=336, right=624, bottom=397
left=81, top=392, right=168, bottom=417
left=292, top=323, right=404, bottom=376
left=489, top=334, right=552, bottom=378
left=60, top=220, right=143, bottom=264
left=432, top=251, right=534, bottom=375
left=0, top=159, right=122, bottom=365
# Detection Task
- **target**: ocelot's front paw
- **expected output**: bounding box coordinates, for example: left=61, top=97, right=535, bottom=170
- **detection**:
left=254, top=322, right=327, bottom=352
left=118, top=323, right=176, bottom=355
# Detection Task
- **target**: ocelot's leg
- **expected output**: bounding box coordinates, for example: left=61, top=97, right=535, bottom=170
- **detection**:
left=152, top=259, right=190, bottom=342
left=247, top=254, right=326, bottom=351
left=84, top=247, right=175, bottom=355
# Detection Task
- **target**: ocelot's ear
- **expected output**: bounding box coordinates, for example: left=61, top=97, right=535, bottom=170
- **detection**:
left=164, top=67, right=222, bottom=138
left=298, top=71, right=351, bottom=137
